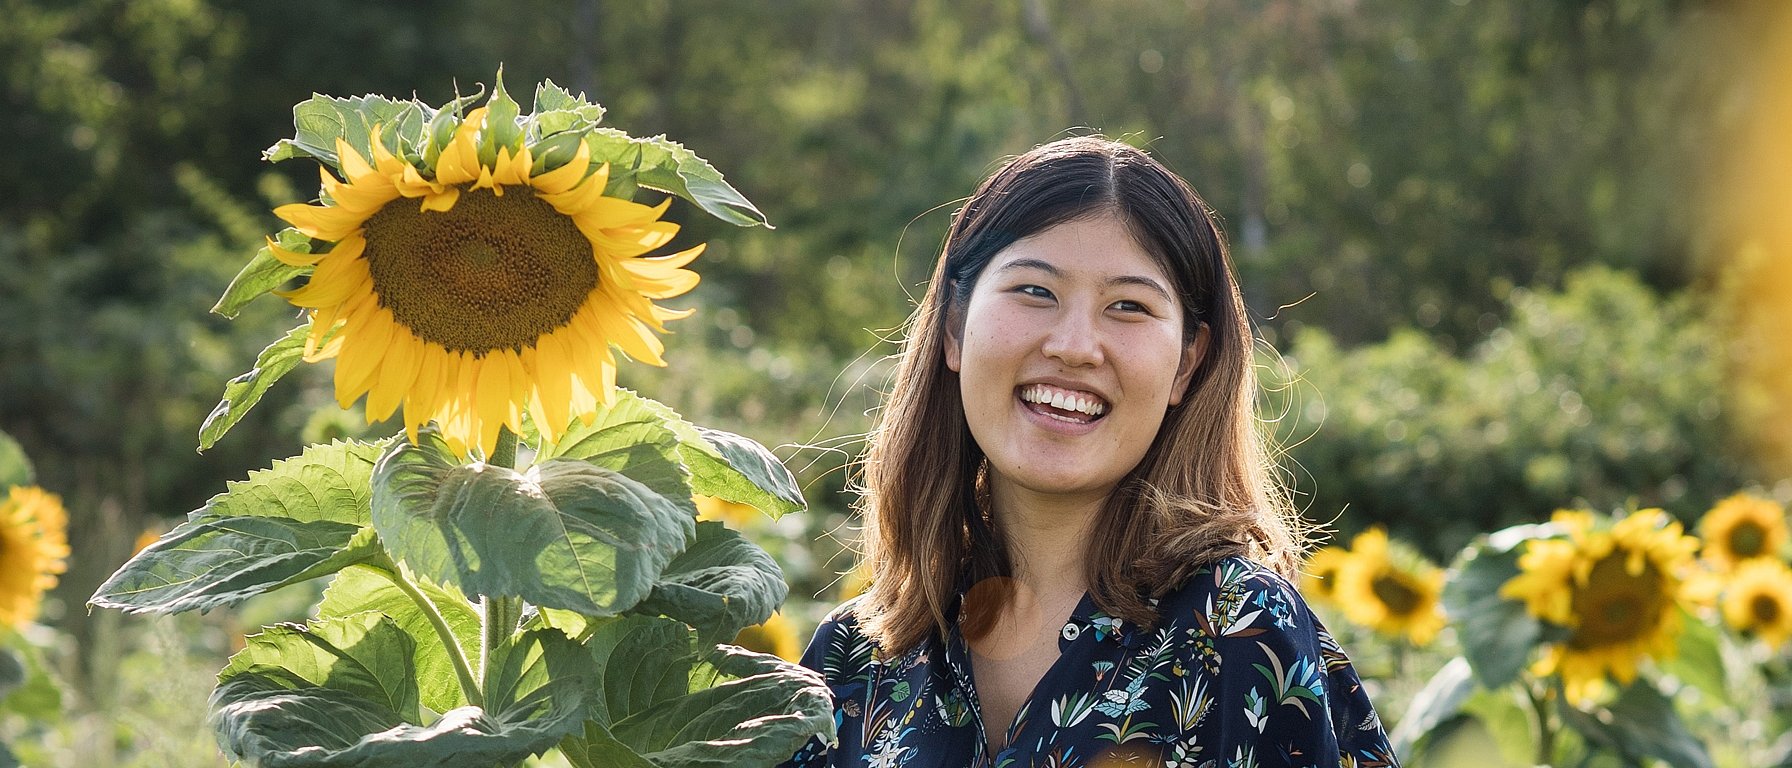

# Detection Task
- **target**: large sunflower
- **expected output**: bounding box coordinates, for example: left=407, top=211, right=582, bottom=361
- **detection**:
left=1500, top=509, right=1699, bottom=705
left=1332, top=528, right=1446, bottom=646
left=1698, top=493, right=1788, bottom=572
left=0, top=486, right=70, bottom=628
left=271, top=107, right=702, bottom=457
left=1720, top=559, right=1792, bottom=650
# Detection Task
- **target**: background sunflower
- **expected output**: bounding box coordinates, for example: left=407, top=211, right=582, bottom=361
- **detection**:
left=1719, top=559, right=1792, bottom=650
left=1499, top=508, right=1699, bottom=705
left=0, top=486, right=69, bottom=629
left=1698, top=492, right=1788, bottom=572
left=1332, top=527, right=1446, bottom=646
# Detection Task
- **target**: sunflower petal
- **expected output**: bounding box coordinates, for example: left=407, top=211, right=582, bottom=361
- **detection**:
left=274, top=202, right=366, bottom=242
left=474, top=354, right=511, bottom=457
left=366, top=330, right=422, bottom=423
left=531, top=141, right=592, bottom=195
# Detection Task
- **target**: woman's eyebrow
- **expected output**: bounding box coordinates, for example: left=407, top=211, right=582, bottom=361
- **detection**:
left=995, top=258, right=1173, bottom=302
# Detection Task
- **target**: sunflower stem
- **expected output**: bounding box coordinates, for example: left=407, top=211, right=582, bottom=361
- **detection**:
left=381, top=564, right=483, bottom=708
left=1524, top=677, right=1557, bottom=766
left=479, top=426, right=525, bottom=707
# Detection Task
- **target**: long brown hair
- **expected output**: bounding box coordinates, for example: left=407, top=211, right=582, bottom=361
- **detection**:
left=854, top=136, right=1308, bottom=655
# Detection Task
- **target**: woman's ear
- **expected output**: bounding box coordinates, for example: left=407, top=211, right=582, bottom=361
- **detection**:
left=943, top=284, right=965, bottom=372
left=1167, top=323, right=1211, bottom=407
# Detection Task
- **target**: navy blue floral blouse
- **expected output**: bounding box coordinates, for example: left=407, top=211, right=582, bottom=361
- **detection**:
left=782, top=557, right=1398, bottom=768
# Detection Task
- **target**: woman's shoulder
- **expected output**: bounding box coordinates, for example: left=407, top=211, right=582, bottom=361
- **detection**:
left=1154, top=555, right=1318, bottom=640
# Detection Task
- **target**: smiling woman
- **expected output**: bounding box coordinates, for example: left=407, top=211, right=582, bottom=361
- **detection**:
left=782, top=137, right=1399, bottom=767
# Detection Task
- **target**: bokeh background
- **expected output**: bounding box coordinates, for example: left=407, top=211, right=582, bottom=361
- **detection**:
left=2, top=0, right=1790, bottom=764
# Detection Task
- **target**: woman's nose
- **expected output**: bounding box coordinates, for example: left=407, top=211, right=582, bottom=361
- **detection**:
left=1040, top=313, right=1103, bottom=368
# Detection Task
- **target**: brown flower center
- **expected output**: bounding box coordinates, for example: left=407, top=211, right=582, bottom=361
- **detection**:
left=1752, top=593, right=1783, bottom=626
left=1371, top=571, right=1423, bottom=616
left=1569, top=551, right=1663, bottom=649
left=1728, top=521, right=1768, bottom=559
left=362, top=188, right=597, bottom=354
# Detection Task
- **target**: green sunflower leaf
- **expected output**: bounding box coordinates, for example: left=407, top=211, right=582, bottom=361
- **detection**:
left=421, top=86, right=486, bottom=169
left=1660, top=606, right=1730, bottom=706
left=533, top=391, right=697, bottom=518
left=212, top=614, right=585, bottom=768
left=1559, top=680, right=1715, bottom=768
left=221, top=613, right=421, bottom=723
left=583, top=128, right=768, bottom=228
left=90, top=439, right=386, bottom=613
left=1387, top=656, right=1477, bottom=758
left=198, top=324, right=308, bottom=452
left=680, top=425, right=806, bottom=519
left=541, top=391, right=804, bottom=519
left=371, top=429, right=694, bottom=615
left=630, top=521, right=786, bottom=646
left=481, top=70, right=525, bottom=166
left=318, top=566, right=481, bottom=715
left=1442, top=524, right=1551, bottom=688
left=0, top=430, right=32, bottom=489
left=559, top=617, right=835, bottom=768
left=212, top=227, right=312, bottom=319
left=531, top=79, right=605, bottom=137
left=264, top=93, right=419, bottom=169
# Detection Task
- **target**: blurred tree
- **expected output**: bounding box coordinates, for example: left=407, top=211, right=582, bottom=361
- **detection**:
left=1271, top=266, right=1749, bottom=558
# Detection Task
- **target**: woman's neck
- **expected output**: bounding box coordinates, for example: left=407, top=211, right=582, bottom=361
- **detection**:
left=988, top=479, right=1106, bottom=596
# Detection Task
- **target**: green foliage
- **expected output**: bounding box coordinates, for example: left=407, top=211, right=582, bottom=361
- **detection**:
left=212, top=615, right=586, bottom=767
left=198, top=324, right=325, bottom=450
left=542, top=390, right=806, bottom=520
left=317, top=567, right=481, bottom=714
left=632, top=521, right=787, bottom=646
left=1276, top=267, right=1748, bottom=555
left=211, top=228, right=312, bottom=319
left=558, top=616, right=834, bottom=768
left=1442, top=525, right=1551, bottom=689
left=1560, top=681, right=1716, bottom=768
left=91, top=439, right=387, bottom=613
left=371, top=428, right=694, bottom=615
left=0, top=431, right=32, bottom=489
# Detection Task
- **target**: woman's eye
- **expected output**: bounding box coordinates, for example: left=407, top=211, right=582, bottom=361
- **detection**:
left=1112, top=299, right=1152, bottom=315
left=1016, top=285, right=1054, bottom=300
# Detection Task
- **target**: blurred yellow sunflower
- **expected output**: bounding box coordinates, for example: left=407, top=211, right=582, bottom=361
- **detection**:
left=0, top=486, right=70, bottom=628
left=272, top=108, right=701, bottom=457
left=1721, top=559, right=1792, bottom=649
left=733, top=610, right=801, bottom=661
left=838, top=561, right=873, bottom=602
left=694, top=495, right=759, bottom=528
left=1333, top=528, right=1446, bottom=646
left=1698, top=493, right=1787, bottom=572
left=1500, top=509, right=1699, bottom=705
left=1301, top=545, right=1353, bottom=606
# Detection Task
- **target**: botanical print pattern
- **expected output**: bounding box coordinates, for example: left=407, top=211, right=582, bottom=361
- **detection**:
left=782, top=557, right=1399, bottom=768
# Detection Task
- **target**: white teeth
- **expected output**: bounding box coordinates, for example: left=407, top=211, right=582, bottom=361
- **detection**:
left=1020, top=384, right=1108, bottom=418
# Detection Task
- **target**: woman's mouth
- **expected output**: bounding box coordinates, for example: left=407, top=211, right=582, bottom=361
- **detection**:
left=1018, top=383, right=1109, bottom=424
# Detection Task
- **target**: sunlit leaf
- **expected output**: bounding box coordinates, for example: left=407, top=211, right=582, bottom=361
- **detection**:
left=534, top=390, right=696, bottom=518
left=1387, top=656, right=1476, bottom=757
left=1443, top=524, right=1551, bottom=688
left=371, top=428, right=693, bottom=615
left=91, top=440, right=386, bottom=613
left=1560, top=680, right=1715, bottom=768
left=318, top=566, right=481, bottom=714
left=211, top=614, right=583, bottom=767
left=558, top=616, right=835, bottom=768
left=263, top=94, right=420, bottom=169
left=583, top=129, right=767, bottom=227
left=212, top=228, right=312, bottom=319
left=631, top=521, right=786, bottom=645
left=0, top=430, right=33, bottom=488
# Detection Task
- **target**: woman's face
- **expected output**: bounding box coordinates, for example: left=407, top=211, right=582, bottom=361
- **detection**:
left=945, top=212, right=1205, bottom=506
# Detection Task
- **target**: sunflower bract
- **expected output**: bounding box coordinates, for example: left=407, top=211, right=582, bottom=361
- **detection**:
left=270, top=104, right=703, bottom=457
